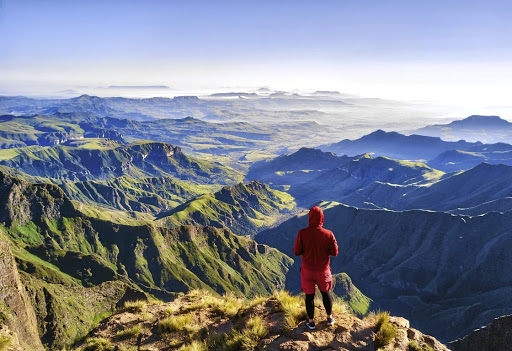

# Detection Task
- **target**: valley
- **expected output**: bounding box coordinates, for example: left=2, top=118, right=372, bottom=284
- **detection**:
left=0, top=92, right=510, bottom=350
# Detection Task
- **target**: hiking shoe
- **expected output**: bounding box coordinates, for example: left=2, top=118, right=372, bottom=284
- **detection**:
left=327, top=317, right=335, bottom=326
left=305, top=320, right=316, bottom=330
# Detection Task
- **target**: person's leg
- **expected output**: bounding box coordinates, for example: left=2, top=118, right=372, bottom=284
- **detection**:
left=305, top=293, right=315, bottom=321
left=320, top=290, right=333, bottom=316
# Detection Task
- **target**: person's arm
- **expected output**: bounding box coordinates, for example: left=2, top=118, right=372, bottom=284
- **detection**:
left=293, top=231, right=303, bottom=256
left=329, top=232, right=338, bottom=257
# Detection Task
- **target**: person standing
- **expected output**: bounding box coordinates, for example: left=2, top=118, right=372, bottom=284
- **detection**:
left=293, top=206, right=338, bottom=330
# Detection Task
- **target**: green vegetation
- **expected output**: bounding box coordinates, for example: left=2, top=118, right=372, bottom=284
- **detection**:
left=159, top=314, right=199, bottom=334
left=273, top=290, right=307, bottom=329
left=409, top=340, right=434, bottom=351
left=0, top=335, right=12, bottom=351
left=159, top=181, right=295, bottom=236
left=82, top=337, right=113, bottom=351
left=332, top=273, right=372, bottom=316
left=115, top=325, right=142, bottom=340
left=374, top=311, right=397, bottom=349
left=117, top=300, right=147, bottom=314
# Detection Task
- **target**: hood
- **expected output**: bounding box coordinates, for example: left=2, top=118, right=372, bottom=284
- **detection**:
left=308, top=206, right=324, bottom=227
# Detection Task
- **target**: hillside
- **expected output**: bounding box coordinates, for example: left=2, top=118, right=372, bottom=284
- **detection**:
left=0, top=170, right=291, bottom=349
left=71, top=289, right=448, bottom=351
left=60, top=175, right=212, bottom=215
left=0, top=140, right=242, bottom=183
left=157, top=181, right=296, bottom=236
left=416, top=115, right=512, bottom=143
left=256, top=202, right=512, bottom=341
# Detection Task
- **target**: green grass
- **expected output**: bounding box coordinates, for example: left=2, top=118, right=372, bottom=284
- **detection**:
left=206, top=316, right=268, bottom=351
left=159, top=314, right=199, bottom=334
left=273, top=290, right=307, bottom=329
left=408, top=340, right=434, bottom=351
left=374, top=311, right=397, bottom=349
left=115, top=325, right=142, bottom=340
left=83, top=337, right=113, bottom=351
left=0, top=335, right=12, bottom=351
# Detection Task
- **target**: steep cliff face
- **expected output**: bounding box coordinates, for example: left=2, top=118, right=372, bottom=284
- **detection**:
left=0, top=236, right=43, bottom=351
left=449, top=314, right=512, bottom=351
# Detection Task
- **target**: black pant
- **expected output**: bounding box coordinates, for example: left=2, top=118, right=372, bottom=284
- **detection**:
left=305, top=290, right=332, bottom=320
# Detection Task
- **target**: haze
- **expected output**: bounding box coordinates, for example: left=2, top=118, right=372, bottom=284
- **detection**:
left=1, top=0, right=512, bottom=110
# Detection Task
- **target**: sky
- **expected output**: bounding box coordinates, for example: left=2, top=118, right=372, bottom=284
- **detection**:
left=1, top=0, right=512, bottom=106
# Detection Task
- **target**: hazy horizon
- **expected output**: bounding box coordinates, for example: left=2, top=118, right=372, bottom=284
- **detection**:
left=2, top=0, right=512, bottom=111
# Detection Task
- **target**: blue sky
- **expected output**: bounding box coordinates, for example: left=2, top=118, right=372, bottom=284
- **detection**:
left=1, top=0, right=511, bottom=104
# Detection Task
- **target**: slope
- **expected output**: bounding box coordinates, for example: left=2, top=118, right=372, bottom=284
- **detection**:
left=0, top=140, right=242, bottom=183
left=157, top=181, right=296, bottom=236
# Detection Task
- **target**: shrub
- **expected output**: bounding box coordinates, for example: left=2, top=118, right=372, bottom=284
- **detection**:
left=373, top=311, right=397, bottom=349
left=83, top=337, right=113, bottom=351
left=118, top=300, right=146, bottom=313
left=116, top=325, right=142, bottom=340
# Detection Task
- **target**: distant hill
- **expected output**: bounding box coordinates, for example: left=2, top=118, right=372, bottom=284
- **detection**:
left=428, top=148, right=512, bottom=172
left=256, top=202, right=512, bottom=342
left=449, top=314, right=512, bottom=351
left=157, top=181, right=296, bottom=236
left=0, top=140, right=242, bottom=183
left=415, top=115, right=512, bottom=143
left=319, top=129, right=486, bottom=161
left=246, top=147, right=349, bottom=187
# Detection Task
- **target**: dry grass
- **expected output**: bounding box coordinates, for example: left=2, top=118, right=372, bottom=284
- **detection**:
left=117, top=300, right=147, bottom=313
left=178, top=340, right=208, bottom=351
left=0, top=335, right=11, bottom=351
left=82, top=337, right=113, bottom=351
left=273, top=290, right=307, bottom=329
left=409, top=340, right=434, bottom=351
left=373, top=311, right=397, bottom=349
left=183, top=290, right=244, bottom=317
left=115, top=325, right=142, bottom=340
left=159, top=314, right=200, bottom=334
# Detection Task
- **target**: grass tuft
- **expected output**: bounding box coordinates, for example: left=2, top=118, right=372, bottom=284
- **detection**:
left=273, top=290, right=307, bottom=329
left=159, top=314, right=199, bottom=334
left=83, top=337, right=113, bottom=351
left=178, top=340, right=208, bottom=351
left=373, top=311, right=397, bottom=349
left=0, top=335, right=12, bottom=351
left=409, top=340, right=434, bottom=351
left=115, top=325, right=142, bottom=340
left=117, top=300, right=147, bottom=313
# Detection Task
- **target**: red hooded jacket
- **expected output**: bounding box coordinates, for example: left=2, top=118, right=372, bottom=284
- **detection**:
left=293, top=206, right=338, bottom=271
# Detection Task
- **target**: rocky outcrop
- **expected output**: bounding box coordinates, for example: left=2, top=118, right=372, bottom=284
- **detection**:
left=449, top=314, right=512, bottom=351
left=72, top=290, right=449, bottom=351
left=0, top=237, right=43, bottom=351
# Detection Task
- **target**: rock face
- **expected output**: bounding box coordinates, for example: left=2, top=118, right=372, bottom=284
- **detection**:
left=448, top=314, right=512, bottom=351
left=0, top=237, right=43, bottom=351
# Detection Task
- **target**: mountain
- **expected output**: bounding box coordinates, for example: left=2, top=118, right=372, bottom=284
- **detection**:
left=157, top=181, right=296, bottom=236
left=0, top=140, right=242, bottom=183
left=71, top=289, right=448, bottom=351
left=246, top=147, right=349, bottom=187
left=428, top=148, right=512, bottom=172
left=416, top=115, right=512, bottom=143
left=319, top=129, right=512, bottom=171
left=448, top=314, right=512, bottom=351
left=256, top=202, right=512, bottom=342
left=0, top=170, right=291, bottom=348
left=319, top=129, right=484, bottom=161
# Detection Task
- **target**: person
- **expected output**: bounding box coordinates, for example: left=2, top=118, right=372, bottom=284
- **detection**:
left=293, top=206, right=338, bottom=330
